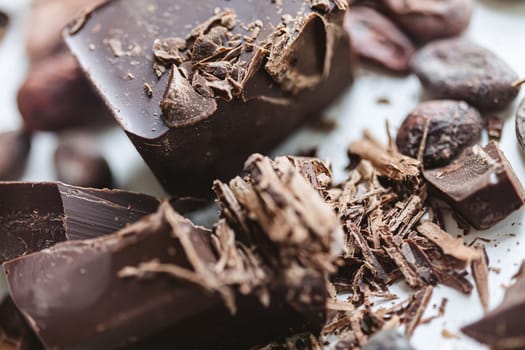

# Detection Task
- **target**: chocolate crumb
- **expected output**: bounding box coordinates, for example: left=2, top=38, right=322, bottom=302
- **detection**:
left=143, top=83, right=153, bottom=97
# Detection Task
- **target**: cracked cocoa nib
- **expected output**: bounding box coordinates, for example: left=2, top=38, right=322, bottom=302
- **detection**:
left=65, top=0, right=354, bottom=196
left=424, top=141, right=525, bottom=230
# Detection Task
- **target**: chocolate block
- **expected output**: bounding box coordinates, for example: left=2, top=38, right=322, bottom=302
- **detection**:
left=0, top=182, right=159, bottom=262
left=64, top=0, right=354, bottom=196
left=4, top=203, right=328, bottom=350
left=424, top=141, right=525, bottom=230
left=462, top=263, right=525, bottom=349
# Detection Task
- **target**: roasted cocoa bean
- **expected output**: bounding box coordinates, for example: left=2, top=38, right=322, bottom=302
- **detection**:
left=0, top=130, right=32, bottom=181
left=411, top=39, right=521, bottom=111
left=344, top=6, right=415, bottom=72
left=54, top=132, right=113, bottom=189
left=383, top=0, right=474, bottom=43
left=17, top=54, right=111, bottom=132
left=396, top=100, right=483, bottom=168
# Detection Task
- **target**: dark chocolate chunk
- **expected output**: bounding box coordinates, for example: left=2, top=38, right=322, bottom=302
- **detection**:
left=516, top=97, right=525, bottom=153
left=411, top=39, right=521, bottom=111
left=363, top=329, right=415, bottom=350
left=424, top=141, right=525, bottom=230
left=0, top=297, right=43, bottom=350
left=5, top=200, right=335, bottom=350
left=383, top=0, right=474, bottom=43
left=396, top=100, right=483, bottom=168
left=0, top=130, right=32, bottom=181
left=54, top=132, right=113, bottom=188
left=462, top=262, right=525, bottom=349
left=18, top=53, right=111, bottom=132
left=64, top=0, right=355, bottom=196
left=0, top=182, right=159, bottom=263
left=0, top=10, right=8, bottom=43
left=344, top=6, right=415, bottom=72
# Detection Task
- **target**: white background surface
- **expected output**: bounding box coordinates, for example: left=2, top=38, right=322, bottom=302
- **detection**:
left=0, top=1, right=524, bottom=349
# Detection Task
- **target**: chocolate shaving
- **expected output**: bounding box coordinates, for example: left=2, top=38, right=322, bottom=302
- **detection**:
left=348, top=135, right=420, bottom=183
left=417, top=221, right=480, bottom=268
left=471, top=244, right=490, bottom=312
left=404, top=286, right=433, bottom=338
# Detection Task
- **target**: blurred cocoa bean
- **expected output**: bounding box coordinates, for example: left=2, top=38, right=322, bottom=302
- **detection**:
left=344, top=6, right=415, bottom=72
left=0, top=130, right=32, bottom=181
left=18, top=54, right=110, bottom=132
left=54, top=132, right=113, bottom=189
left=382, top=0, right=474, bottom=43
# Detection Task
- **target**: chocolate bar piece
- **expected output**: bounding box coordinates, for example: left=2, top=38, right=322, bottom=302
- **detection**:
left=4, top=203, right=330, bottom=350
left=0, top=182, right=159, bottom=262
left=65, top=0, right=354, bottom=196
left=5, top=153, right=340, bottom=349
left=462, top=263, right=525, bottom=349
left=0, top=297, right=43, bottom=350
left=423, top=141, right=525, bottom=230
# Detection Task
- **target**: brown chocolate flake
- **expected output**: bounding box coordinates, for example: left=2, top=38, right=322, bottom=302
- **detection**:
left=471, top=244, right=490, bottom=312
left=404, top=286, right=433, bottom=338
left=348, top=133, right=420, bottom=183
left=160, top=66, right=217, bottom=128
left=417, top=221, right=480, bottom=268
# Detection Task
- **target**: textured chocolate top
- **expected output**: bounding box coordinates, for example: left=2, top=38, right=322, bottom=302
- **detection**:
left=65, top=0, right=347, bottom=138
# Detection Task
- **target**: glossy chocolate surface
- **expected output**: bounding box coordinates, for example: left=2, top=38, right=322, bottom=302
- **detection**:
left=0, top=182, right=159, bottom=262
left=65, top=0, right=354, bottom=196
left=5, top=204, right=325, bottom=350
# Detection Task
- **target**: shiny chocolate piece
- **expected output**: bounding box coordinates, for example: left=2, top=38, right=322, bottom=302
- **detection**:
left=462, top=263, right=525, bottom=349
left=65, top=0, right=354, bottom=196
left=0, top=182, right=159, bottom=262
left=5, top=203, right=328, bottom=350
left=424, top=141, right=525, bottom=230
left=0, top=297, right=43, bottom=350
